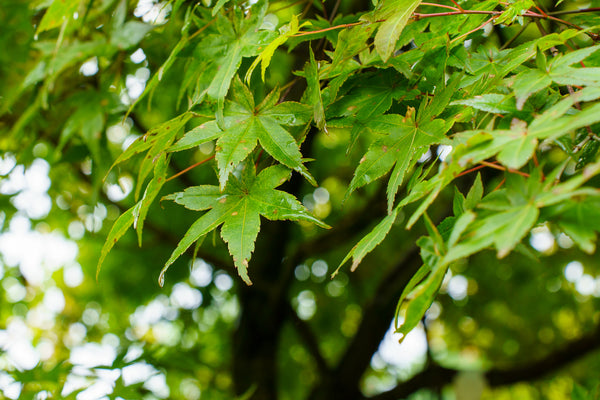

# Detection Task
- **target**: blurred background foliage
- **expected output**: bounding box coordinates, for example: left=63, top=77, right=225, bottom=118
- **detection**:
left=2, top=0, right=600, bottom=400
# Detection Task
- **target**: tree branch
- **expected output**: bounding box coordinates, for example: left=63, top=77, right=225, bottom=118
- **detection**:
left=334, top=246, right=422, bottom=384
left=368, top=365, right=454, bottom=400
left=308, top=246, right=423, bottom=399
left=369, top=322, right=600, bottom=400
left=286, top=302, right=331, bottom=375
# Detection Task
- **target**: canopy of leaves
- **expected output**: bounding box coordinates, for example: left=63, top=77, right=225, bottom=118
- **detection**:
left=3, top=0, right=600, bottom=399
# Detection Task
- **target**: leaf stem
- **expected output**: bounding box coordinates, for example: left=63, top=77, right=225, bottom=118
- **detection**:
left=450, top=16, right=494, bottom=44
left=166, top=155, right=215, bottom=182
left=480, top=160, right=530, bottom=177
left=319, top=0, right=328, bottom=20
left=292, top=21, right=364, bottom=37
left=420, top=2, right=458, bottom=11
left=532, top=1, right=549, bottom=19
left=188, top=18, right=216, bottom=41
left=500, top=21, right=530, bottom=50
left=448, top=0, right=463, bottom=11
left=456, top=164, right=487, bottom=178
left=493, top=177, right=506, bottom=191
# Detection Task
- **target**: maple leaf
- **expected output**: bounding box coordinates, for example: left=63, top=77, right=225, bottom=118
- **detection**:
left=345, top=113, right=448, bottom=212
left=171, top=78, right=314, bottom=189
left=344, top=74, right=461, bottom=212
left=327, top=69, right=414, bottom=152
left=161, top=164, right=329, bottom=285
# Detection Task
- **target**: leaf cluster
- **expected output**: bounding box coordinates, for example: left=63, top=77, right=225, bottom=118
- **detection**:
left=6, top=0, right=600, bottom=348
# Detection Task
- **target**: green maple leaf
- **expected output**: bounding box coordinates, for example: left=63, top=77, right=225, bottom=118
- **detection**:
left=368, top=0, right=422, bottom=62
left=162, top=164, right=330, bottom=285
left=511, top=44, right=600, bottom=108
left=327, top=69, right=413, bottom=151
left=37, top=0, right=79, bottom=34
left=345, top=113, right=448, bottom=212
left=192, top=1, right=278, bottom=119
left=171, top=78, right=315, bottom=189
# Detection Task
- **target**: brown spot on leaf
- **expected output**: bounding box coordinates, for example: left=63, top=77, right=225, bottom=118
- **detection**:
left=232, top=211, right=238, bottom=216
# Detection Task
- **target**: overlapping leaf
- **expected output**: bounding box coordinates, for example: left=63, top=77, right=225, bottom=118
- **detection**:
left=511, top=44, right=600, bottom=107
left=245, top=14, right=307, bottom=82
left=304, top=47, right=326, bottom=132
left=171, top=79, right=314, bottom=189
left=327, top=69, right=414, bottom=151
left=162, top=165, right=329, bottom=285
left=109, top=112, right=192, bottom=199
left=37, top=0, right=79, bottom=34
left=361, top=0, right=422, bottom=62
left=546, top=199, right=600, bottom=254
left=345, top=114, right=447, bottom=210
left=453, top=87, right=600, bottom=171
left=132, top=1, right=276, bottom=115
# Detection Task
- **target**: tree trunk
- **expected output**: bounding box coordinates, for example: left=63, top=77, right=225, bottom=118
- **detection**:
left=232, top=220, right=293, bottom=400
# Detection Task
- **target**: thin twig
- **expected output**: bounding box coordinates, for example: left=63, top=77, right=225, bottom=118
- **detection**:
left=328, top=0, right=342, bottom=22
left=279, top=77, right=300, bottom=103
left=414, top=10, right=501, bottom=18
left=293, top=5, right=595, bottom=40
left=413, top=8, right=587, bottom=33
left=300, top=0, right=313, bottom=19
left=319, top=0, right=328, bottom=20
left=525, top=9, right=584, bottom=31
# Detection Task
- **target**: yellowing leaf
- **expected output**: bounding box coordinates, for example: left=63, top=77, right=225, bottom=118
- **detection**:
left=245, top=15, right=308, bottom=82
